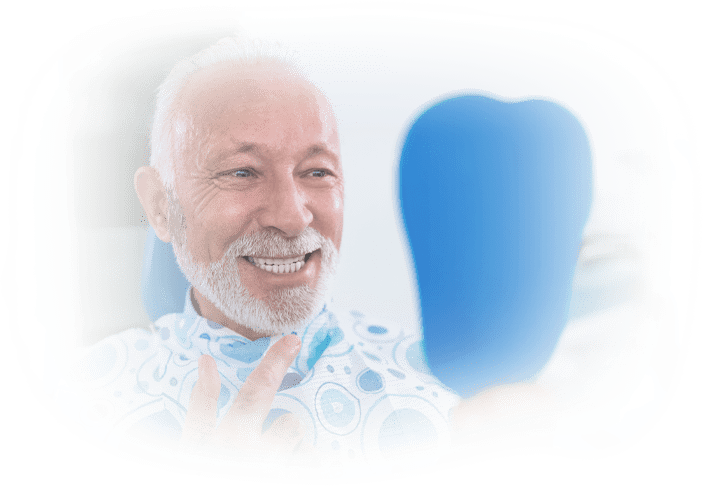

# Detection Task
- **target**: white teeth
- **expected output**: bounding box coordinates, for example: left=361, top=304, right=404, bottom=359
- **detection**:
left=249, top=253, right=310, bottom=274
left=252, top=255, right=305, bottom=266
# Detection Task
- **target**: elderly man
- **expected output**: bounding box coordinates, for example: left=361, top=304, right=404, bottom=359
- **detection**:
left=70, top=34, right=457, bottom=467
left=72, top=37, right=458, bottom=459
left=144, top=41, right=342, bottom=341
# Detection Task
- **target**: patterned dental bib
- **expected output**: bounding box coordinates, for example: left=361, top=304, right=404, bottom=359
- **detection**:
left=71, top=290, right=459, bottom=458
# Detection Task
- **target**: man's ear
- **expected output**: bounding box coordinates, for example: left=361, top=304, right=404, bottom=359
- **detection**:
left=134, top=166, right=172, bottom=243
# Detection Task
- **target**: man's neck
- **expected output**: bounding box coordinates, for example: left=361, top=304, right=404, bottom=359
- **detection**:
left=190, top=287, right=271, bottom=341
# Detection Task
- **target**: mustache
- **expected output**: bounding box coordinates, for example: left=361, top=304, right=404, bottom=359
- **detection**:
left=167, top=190, right=325, bottom=260
left=223, top=227, right=325, bottom=259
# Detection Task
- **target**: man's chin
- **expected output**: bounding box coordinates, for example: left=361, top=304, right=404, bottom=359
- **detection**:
left=172, top=225, right=338, bottom=338
left=218, top=286, right=327, bottom=338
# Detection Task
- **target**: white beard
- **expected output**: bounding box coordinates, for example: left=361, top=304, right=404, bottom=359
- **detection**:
left=167, top=194, right=339, bottom=336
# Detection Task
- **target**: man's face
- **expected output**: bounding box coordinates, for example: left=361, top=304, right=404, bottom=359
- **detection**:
left=169, top=64, right=343, bottom=335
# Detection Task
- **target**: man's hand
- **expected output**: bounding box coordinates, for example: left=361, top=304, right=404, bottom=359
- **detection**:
left=452, top=384, right=556, bottom=432
left=181, top=334, right=304, bottom=457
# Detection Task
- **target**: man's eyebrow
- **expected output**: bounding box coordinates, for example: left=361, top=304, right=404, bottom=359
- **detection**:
left=226, top=142, right=260, bottom=156
left=302, top=144, right=338, bottom=162
left=234, top=142, right=258, bottom=154
left=207, top=142, right=260, bottom=166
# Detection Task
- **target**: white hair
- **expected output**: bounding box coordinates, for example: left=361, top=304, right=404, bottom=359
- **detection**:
left=151, top=37, right=338, bottom=334
left=149, top=36, right=301, bottom=192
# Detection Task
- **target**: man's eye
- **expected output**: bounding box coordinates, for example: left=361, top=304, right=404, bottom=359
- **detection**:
left=222, top=169, right=252, bottom=178
left=310, top=170, right=327, bottom=178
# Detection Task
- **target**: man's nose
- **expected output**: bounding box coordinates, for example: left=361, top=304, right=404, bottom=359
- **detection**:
left=257, top=176, right=313, bottom=237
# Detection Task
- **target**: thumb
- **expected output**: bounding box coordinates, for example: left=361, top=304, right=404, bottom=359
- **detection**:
left=194, top=354, right=221, bottom=400
left=182, top=355, right=221, bottom=444
left=225, top=334, right=301, bottom=418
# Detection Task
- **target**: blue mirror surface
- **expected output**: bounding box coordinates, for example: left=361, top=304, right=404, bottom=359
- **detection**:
left=399, top=95, right=592, bottom=398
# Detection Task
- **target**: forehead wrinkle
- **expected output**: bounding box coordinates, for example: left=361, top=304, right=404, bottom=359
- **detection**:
left=170, top=106, right=217, bottom=179
left=204, top=142, right=261, bottom=170
left=300, top=143, right=340, bottom=165
left=173, top=63, right=340, bottom=178
left=177, top=89, right=262, bottom=171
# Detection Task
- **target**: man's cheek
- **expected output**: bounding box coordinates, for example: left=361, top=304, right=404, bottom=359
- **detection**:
left=313, top=194, right=344, bottom=241
left=332, top=190, right=343, bottom=211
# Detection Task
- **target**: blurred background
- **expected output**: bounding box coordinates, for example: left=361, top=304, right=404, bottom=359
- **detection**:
left=64, top=16, right=660, bottom=345
left=35, top=12, right=679, bottom=444
left=55, top=17, right=242, bottom=346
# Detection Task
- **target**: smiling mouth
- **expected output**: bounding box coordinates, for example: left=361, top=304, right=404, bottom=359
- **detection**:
left=244, top=252, right=314, bottom=274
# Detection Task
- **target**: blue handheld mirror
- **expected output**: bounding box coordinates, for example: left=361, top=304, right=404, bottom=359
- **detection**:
left=399, top=95, right=592, bottom=398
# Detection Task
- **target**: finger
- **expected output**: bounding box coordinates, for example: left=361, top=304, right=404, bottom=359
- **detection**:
left=261, top=413, right=305, bottom=455
left=181, top=355, right=221, bottom=444
left=218, top=334, right=301, bottom=439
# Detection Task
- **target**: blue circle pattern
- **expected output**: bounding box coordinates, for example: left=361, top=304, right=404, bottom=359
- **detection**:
left=320, top=388, right=356, bottom=428
left=368, top=325, right=388, bottom=335
left=387, top=368, right=406, bottom=380
left=79, top=304, right=457, bottom=455
left=357, top=369, right=385, bottom=393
